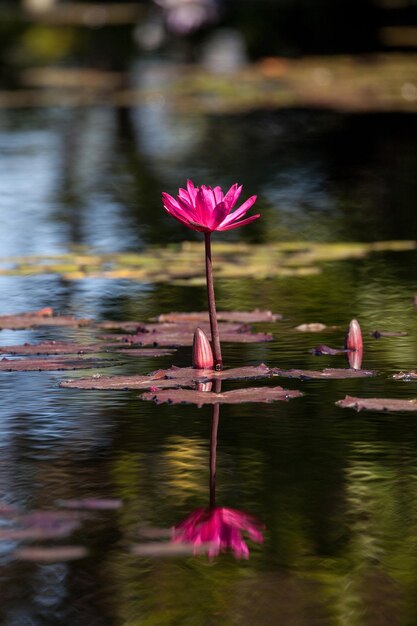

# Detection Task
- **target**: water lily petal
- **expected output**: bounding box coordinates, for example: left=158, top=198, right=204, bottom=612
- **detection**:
left=217, top=213, right=260, bottom=231
left=220, top=195, right=257, bottom=226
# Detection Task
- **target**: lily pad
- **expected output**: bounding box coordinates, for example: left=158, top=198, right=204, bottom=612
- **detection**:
left=55, top=498, right=122, bottom=510
left=0, top=510, right=82, bottom=540
left=392, top=371, right=417, bottom=380
left=272, top=367, right=376, bottom=380
left=101, top=330, right=272, bottom=347
left=131, top=542, right=206, bottom=557
left=336, top=395, right=417, bottom=412
left=0, top=309, right=91, bottom=330
left=60, top=364, right=272, bottom=390
left=310, top=345, right=349, bottom=356
left=115, top=348, right=176, bottom=357
left=0, top=341, right=104, bottom=355
left=99, top=320, right=246, bottom=333
left=0, top=357, right=115, bottom=371
left=156, top=310, right=282, bottom=323
left=14, top=546, right=88, bottom=562
left=295, top=323, right=329, bottom=332
left=370, top=330, right=408, bottom=338
left=60, top=375, right=186, bottom=391
left=141, top=385, right=303, bottom=405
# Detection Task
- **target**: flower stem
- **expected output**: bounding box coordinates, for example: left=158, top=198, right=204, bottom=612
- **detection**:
left=204, top=232, right=222, bottom=370
left=209, top=388, right=220, bottom=509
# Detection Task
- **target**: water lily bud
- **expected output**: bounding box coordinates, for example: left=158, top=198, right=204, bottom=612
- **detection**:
left=345, top=319, right=363, bottom=352
left=347, top=347, right=363, bottom=370
left=193, top=328, right=214, bottom=369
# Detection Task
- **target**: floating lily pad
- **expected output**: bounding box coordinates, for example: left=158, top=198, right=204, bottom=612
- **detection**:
left=310, top=345, right=349, bottom=356
left=370, top=330, right=408, bottom=338
left=156, top=310, right=282, bottom=323
left=115, top=348, right=176, bottom=357
left=336, top=395, right=417, bottom=412
left=131, top=542, right=205, bottom=557
left=99, top=320, right=247, bottom=333
left=55, top=498, right=122, bottom=510
left=14, top=546, right=88, bottom=562
left=60, top=364, right=272, bottom=390
left=0, top=309, right=91, bottom=330
left=0, top=510, right=82, bottom=540
left=141, top=385, right=303, bottom=405
left=102, top=330, right=272, bottom=347
left=392, top=371, right=417, bottom=380
left=60, top=374, right=185, bottom=391
left=0, top=341, right=103, bottom=355
left=272, top=367, right=375, bottom=380
left=0, top=357, right=115, bottom=371
left=295, top=323, right=329, bottom=332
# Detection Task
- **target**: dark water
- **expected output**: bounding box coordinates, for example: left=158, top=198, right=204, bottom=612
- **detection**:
left=1, top=89, right=417, bottom=625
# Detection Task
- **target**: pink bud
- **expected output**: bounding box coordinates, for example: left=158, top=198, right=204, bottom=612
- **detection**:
left=192, top=328, right=214, bottom=369
left=345, top=319, right=363, bottom=352
left=347, top=347, right=363, bottom=370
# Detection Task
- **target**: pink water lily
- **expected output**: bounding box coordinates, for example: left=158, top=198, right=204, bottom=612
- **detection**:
left=162, top=180, right=259, bottom=233
left=172, top=506, right=264, bottom=559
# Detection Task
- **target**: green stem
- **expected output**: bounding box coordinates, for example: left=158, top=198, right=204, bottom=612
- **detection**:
left=204, top=232, right=222, bottom=370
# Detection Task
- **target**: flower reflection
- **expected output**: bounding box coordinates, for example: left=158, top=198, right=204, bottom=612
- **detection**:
left=172, top=506, right=264, bottom=559
left=171, top=389, right=265, bottom=559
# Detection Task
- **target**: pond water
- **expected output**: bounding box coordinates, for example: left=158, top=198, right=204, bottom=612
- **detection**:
left=1, top=80, right=417, bottom=625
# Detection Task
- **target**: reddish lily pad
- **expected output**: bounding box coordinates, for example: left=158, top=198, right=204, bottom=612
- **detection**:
left=272, top=367, right=375, bottom=380
left=310, top=345, right=349, bottom=356
left=336, top=395, right=417, bottom=412
left=156, top=310, right=282, bottom=323
left=60, top=364, right=272, bottom=390
left=0, top=357, right=115, bottom=371
left=370, top=330, right=408, bottom=338
left=101, top=330, right=272, bottom=347
left=392, top=371, right=417, bottom=380
left=0, top=309, right=91, bottom=330
left=14, top=546, right=88, bottom=562
left=141, top=385, right=303, bottom=405
left=55, top=498, right=122, bottom=510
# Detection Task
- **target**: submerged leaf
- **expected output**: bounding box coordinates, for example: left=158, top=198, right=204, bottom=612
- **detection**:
left=272, top=367, right=375, bottom=380
left=336, top=395, right=417, bottom=412
left=141, top=385, right=303, bottom=405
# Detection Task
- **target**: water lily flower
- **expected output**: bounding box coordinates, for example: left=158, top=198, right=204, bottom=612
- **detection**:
left=162, top=180, right=259, bottom=233
left=162, top=180, right=259, bottom=369
left=172, top=506, right=264, bottom=559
